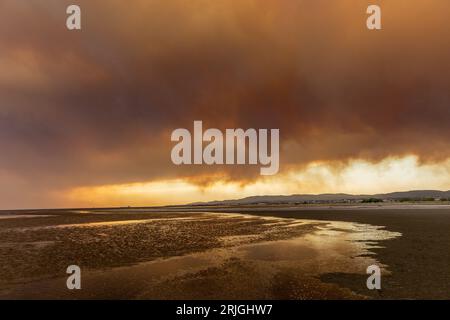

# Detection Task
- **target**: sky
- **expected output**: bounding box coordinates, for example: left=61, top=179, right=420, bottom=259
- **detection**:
left=1, top=0, right=450, bottom=209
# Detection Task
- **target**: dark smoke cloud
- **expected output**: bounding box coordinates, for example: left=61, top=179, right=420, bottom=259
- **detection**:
left=0, top=0, right=449, bottom=208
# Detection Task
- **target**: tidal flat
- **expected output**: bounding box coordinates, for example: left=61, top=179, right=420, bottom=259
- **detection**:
left=0, top=207, right=447, bottom=299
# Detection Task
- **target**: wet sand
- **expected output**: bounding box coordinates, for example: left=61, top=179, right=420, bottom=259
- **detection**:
left=223, top=207, right=450, bottom=300
left=0, top=207, right=448, bottom=299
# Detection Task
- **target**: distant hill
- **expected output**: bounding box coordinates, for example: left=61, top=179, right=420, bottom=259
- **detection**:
left=190, top=190, right=450, bottom=206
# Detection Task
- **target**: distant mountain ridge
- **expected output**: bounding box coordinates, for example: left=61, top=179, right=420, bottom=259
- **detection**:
left=190, top=190, right=450, bottom=206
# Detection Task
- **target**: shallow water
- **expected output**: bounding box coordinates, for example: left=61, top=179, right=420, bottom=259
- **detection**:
left=0, top=213, right=400, bottom=299
left=0, top=214, right=53, bottom=220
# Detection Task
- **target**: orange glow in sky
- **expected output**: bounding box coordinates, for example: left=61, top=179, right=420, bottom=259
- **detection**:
left=64, top=156, right=450, bottom=207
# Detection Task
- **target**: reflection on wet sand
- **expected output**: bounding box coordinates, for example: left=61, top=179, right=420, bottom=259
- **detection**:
left=0, top=214, right=53, bottom=220
left=0, top=212, right=400, bottom=299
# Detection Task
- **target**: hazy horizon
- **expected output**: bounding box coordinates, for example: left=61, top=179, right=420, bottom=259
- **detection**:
left=3, top=188, right=450, bottom=211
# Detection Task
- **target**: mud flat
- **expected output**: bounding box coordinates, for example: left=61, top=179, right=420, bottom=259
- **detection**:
left=0, top=209, right=400, bottom=299
left=233, top=207, right=450, bottom=299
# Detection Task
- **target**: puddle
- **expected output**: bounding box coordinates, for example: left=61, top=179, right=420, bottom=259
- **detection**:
left=15, top=216, right=215, bottom=231
left=14, top=213, right=264, bottom=231
left=0, top=241, right=55, bottom=249
left=0, top=214, right=53, bottom=220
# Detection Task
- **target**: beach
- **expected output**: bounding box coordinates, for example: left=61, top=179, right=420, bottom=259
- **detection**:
left=0, top=206, right=448, bottom=299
